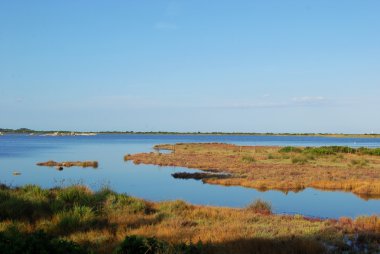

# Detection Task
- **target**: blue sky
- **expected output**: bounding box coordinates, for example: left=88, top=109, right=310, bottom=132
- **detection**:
left=1, top=1, right=379, bottom=133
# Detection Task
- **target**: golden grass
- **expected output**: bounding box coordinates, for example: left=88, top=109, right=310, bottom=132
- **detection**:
left=1, top=185, right=379, bottom=253
left=124, top=143, right=380, bottom=197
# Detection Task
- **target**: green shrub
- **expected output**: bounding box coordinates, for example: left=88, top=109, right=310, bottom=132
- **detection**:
left=358, top=147, right=380, bottom=156
left=114, top=235, right=203, bottom=254
left=159, top=200, right=190, bottom=214
left=104, top=193, right=149, bottom=214
left=303, top=147, right=335, bottom=155
left=105, top=193, right=129, bottom=209
left=279, top=146, right=302, bottom=153
left=20, top=185, right=49, bottom=201
left=128, top=199, right=148, bottom=214
left=55, top=186, right=94, bottom=210
left=56, top=206, right=96, bottom=234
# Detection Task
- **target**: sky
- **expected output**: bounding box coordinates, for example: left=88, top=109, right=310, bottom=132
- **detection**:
left=1, top=1, right=379, bottom=133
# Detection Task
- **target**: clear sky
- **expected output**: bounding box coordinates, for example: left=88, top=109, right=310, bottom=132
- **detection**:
left=1, top=1, right=379, bottom=133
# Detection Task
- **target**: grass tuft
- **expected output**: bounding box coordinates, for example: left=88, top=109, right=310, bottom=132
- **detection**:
left=246, top=199, right=272, bottom=214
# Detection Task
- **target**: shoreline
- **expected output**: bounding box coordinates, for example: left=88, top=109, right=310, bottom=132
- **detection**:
left=1, top=128, right=380, bottom=138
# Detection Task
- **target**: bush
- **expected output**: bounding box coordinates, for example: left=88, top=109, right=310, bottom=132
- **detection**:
left=246, top=199, right=272, bottom=214
left=303, top=147, right=335, bottom=155
left=20, top=185, right=49, bottom=202
left=0, top=230, right=89, bottom=254
left=114, top=235, right=203, bottom=254
left=358, top=147, right=380, bottom=156
left=55, top=206, right=96, bottom=234
left=113, top=235, right=167, bottom=254
left=279, top=146, right=302, bottom=153
left=0, top=196, right=50, bottom=221
left=55, top=186, right=94, bottom=210
left=159, top=200, right=190, bottom=214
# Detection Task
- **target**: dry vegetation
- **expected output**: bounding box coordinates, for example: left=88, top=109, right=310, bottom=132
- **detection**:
left=1, top=184, right=379, bottom=253
left=124, top=143, right=380, bottom=198
left=36, top=160, right=98, bottom=168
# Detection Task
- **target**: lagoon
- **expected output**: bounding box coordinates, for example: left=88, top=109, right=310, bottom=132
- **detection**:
left=0, top=134, right=379, bottom=218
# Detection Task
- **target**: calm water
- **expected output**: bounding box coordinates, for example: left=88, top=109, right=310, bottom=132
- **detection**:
left=0, top=134, right=379, bottom=218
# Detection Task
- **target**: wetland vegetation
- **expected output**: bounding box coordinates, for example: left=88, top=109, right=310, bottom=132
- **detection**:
left=0, top=184, right=379, bottom=253
left=36, top=161, right=99, bottom=168
left=124, top=143, right=380, bottom=198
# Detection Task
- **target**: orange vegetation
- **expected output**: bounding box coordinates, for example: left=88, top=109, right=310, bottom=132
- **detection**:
left=1, top=185, right=379, bottom=253
left=124, top=143, right=380, bottom=197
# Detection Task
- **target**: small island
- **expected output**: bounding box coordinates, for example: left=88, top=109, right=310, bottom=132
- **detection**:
left=36, top=160, right=98, bottom=168
left=125, top=143, right=380, bottom=198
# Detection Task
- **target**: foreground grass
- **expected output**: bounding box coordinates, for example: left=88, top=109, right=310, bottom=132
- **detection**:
left=124, top=143, right=380, bottom=197
left=0, top=184, right=379, bottom=253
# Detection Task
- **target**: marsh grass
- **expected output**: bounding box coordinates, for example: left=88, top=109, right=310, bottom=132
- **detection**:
left=246, top=199, right=272, bottom=215
left=350, top=159, right=369, bottom=167
left=55, top=206, right=97, bottom=234
left=0, top=184, right=379, bottom=253
left=241, top=155, right=256, bottom=163
left=125, top=143, right=380, bottom=196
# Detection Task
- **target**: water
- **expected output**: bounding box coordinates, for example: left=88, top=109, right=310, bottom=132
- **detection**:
left=1, top=134, right=379, bottom=218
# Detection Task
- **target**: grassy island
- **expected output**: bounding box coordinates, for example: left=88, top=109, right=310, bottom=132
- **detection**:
left=0, top=184, right=379, bottom=253
left=124, top=143, right=380, bottom=198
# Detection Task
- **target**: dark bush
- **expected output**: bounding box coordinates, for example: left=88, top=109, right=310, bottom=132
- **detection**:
left=113, top=235, right=167, bottom=254
left=114, top=235, right=203, bottom=254
left=0, top=230, right=89, bottom=254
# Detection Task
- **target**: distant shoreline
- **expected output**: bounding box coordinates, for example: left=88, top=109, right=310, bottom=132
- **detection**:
left=1, top=128, right=380, bottom=138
